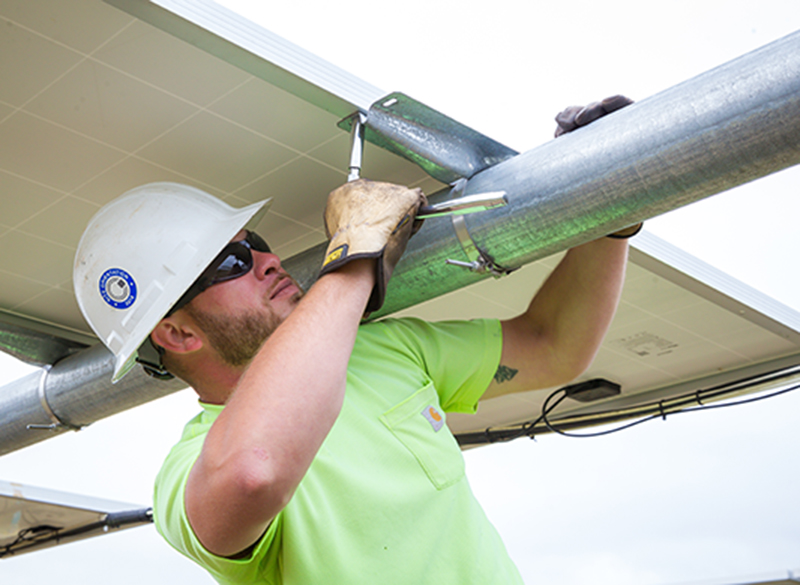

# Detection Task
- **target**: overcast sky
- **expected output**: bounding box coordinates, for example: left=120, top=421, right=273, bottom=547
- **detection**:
left=1, top=1, right=799, bottom=584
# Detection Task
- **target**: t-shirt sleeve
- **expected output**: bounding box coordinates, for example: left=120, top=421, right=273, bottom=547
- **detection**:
left=378, top=317, right=503, bottom=414
left=152, top=418, right=282, bottom=584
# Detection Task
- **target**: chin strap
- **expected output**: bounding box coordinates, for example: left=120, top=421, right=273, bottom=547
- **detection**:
left=135, top=338, right=175, bottom=380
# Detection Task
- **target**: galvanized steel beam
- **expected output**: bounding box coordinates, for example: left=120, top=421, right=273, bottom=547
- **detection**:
left=286, top=30, right=800, bottom=317
left=0, top=30, right=799, bottom=456
left=0, top=344, right=186, bottom=457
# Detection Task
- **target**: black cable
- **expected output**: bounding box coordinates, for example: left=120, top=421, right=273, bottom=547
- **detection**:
left=0, top=525, right=61, bottom=558
left=541, top=404, right=657, bottom=438
left=540, top=381, right=800, bottom=438
left=679, top=382, right=800, bottom=415
left=0, top=508, right=153, bottom=558
left=528, top=389, right=568, bottom=434
left=455, top=366, right=800, bottom=446
left=488, top=388, right=569, bottom=444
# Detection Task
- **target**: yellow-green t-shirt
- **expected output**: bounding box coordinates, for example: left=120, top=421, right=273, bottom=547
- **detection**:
left=153, top=317, right=523, bottom=584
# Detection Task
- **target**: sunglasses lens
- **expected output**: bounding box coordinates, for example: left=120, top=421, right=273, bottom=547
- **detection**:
left=211, top=244, right=252, bottom=283
left=246, top=231, right=271, bottom=253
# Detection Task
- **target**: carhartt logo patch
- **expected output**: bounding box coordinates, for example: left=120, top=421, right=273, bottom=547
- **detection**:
left=421, top=405, right=444, bottom=432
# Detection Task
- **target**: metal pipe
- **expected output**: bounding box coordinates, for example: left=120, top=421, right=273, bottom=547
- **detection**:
left=0, top=344, right=185, bottom=457
left=0, top=30, right=798, bottom=456
left=286, top=29, right=800, bottom=317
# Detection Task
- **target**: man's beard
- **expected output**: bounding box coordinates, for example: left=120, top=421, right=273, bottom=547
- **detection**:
left=185, top=293, right=300, bottom=367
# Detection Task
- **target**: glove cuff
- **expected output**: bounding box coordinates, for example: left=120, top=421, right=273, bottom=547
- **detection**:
left=319, top=243, right=382, bottom=276
left=317, top=244, right=386, bottom=318
left=607, top=223, right=643, bottom=239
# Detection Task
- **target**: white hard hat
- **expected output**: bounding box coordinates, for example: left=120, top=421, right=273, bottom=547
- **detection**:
left=74, top=183, right=270, bottom=382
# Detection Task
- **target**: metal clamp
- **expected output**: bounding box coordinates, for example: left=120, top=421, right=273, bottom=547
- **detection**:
left=27, top=365, right=84, bottom=432
left=341, top=118, right=511, bottom=278
left=446, top=215, right=512, bottom=277
left=444, top=179, right=514, bottom=278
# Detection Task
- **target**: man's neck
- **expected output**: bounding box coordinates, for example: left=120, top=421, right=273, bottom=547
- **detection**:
left=192, top=361, right=244, bottom=405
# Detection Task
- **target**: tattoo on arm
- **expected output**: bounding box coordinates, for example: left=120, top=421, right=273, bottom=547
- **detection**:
left=494, top=364, right=519, bottom=384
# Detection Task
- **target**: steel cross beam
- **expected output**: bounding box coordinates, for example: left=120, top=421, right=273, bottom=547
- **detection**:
left=285, top=30, right=800, bottom=318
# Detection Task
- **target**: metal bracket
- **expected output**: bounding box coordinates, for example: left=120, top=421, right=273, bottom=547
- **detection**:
left=338, top=93, right=518, bottom=184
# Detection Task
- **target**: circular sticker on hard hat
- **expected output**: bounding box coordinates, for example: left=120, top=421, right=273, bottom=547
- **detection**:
left=99, top=268, right=137, bottom=310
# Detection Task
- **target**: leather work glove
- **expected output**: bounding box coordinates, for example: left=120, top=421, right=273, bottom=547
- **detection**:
left=320, top=179, right=427, bottom=315
left=554, top=94, right=633, bottom=137
left=554, top=94, right=642, bottom=239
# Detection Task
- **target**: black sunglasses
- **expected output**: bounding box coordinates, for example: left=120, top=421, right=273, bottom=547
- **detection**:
left=167, top=230, right=271, bottom=316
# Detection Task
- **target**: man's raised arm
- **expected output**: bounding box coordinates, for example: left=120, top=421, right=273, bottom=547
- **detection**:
left=184, top=181, right=425, bottom=557
left=484, top=96, right=639, bottom=399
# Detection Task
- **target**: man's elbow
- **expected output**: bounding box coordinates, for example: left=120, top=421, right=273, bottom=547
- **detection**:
left=186, top=457, right=298, bottom=533
left=545, top=345, right=601, bottom=389
left=187, top=453, right=296, bottom=553
left=224, top=453, right=298, bottom=516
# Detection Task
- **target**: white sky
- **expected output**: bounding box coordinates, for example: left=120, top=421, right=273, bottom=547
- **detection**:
left=1, top=1, right=799, bottom=584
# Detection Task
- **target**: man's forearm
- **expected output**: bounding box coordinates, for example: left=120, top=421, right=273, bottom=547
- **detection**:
left=186, top=259, right=375, bottom=556
left=527, top=237, right=628, bottom=379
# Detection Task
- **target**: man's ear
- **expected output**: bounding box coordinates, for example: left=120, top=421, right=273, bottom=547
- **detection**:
left=150, top=316, right=204, bottom=355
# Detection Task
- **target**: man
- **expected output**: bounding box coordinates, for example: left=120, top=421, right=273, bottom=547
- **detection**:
left=74, top=97, right=638, bottom=583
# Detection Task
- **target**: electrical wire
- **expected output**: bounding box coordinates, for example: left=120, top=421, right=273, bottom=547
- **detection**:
left=541, top=379, right=800, bottom=438
left=0, top=525, right=61, bottom=558
left=470, top=389, right=569, bottom=445
left=0, top=508, right=152, bottom=558
left=455, top=364, right=800, bottom=446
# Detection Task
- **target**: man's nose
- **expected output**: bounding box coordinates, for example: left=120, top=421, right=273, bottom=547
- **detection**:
left=252, top=249, right=282, bottom=278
